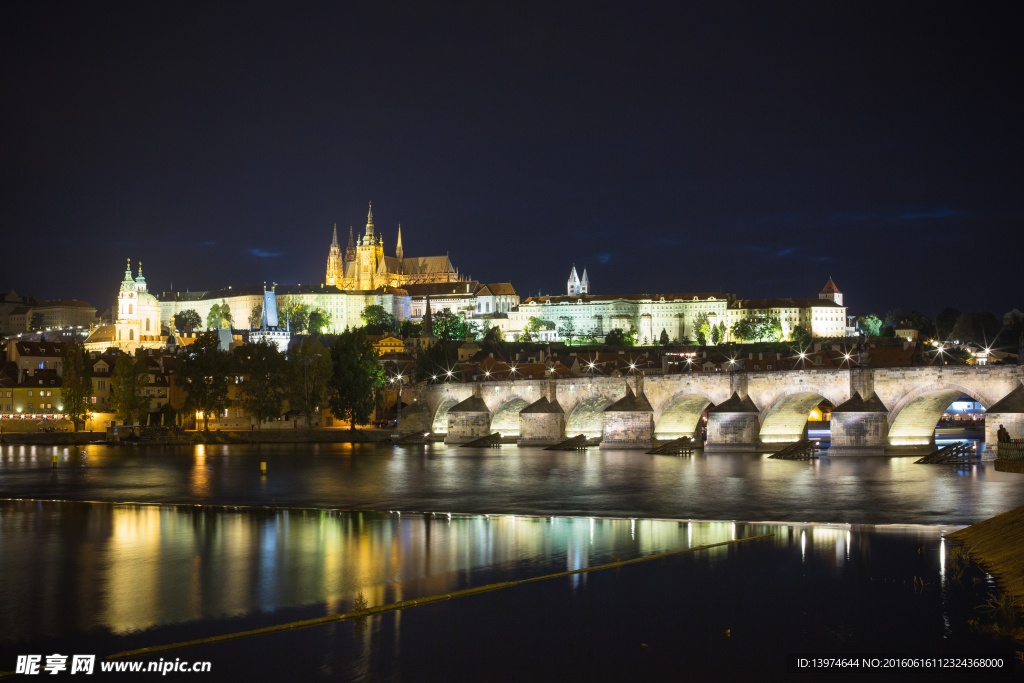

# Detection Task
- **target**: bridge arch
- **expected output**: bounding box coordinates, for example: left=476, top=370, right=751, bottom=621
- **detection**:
left=757, top=384, right=841, bottom=444
left=654, top=391, right=716, bottom=439
left=887, top=382, right=990, bottom=446
left=431, top=397, right=459, bottom=434
left=491, top=397, right=529, bottom=436
left=566, top=395, right=615, bottom=438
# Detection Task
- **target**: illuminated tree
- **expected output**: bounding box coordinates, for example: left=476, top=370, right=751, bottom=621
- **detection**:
left=234, top=340, right=286, bottom=430
left=307, top=309, right=332, bottom=335
left=328, top=329, right=386, bottom=430
left=174, top=309, right=203, bottom=332
left=206, top=302, right=233, bottom=330
left=177, top=332, right=231, bottom=430
left=287, top=337, right=333, bottom=428
left=109, top=353, right=151, bottom=425
left=60, top=337, right=92, bottom=430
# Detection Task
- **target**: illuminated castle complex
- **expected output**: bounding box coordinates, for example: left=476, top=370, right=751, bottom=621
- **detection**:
left=325, top=203, right=463, bottom=291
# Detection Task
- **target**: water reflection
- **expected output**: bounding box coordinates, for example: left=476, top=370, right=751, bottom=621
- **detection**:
left=1, top=443, right=1022, bottom=525
left=0, top=500, right=962, bottom=651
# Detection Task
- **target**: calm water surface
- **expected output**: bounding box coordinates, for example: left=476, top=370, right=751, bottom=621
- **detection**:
left=0, top=502, right=1016, bottom=679
left=1, top=442, right=1023, bottom=525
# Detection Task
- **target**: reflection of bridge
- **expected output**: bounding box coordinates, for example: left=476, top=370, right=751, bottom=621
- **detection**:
left=398, top=365, right=1024, bottom=456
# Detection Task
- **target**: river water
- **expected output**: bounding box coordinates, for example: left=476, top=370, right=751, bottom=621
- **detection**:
left=1, top=442, right=1021, bottom=525
left=1, top=443, right=1022, bottom=678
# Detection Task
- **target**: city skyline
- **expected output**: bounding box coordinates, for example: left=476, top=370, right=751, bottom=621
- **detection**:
left=2, top=3, right=1021, bottom=316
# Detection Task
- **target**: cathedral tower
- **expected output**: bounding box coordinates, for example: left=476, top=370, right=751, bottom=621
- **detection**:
left=355, top=202, right=384, bottom=290
left=396, top=223, right=404, bottom=262
left=326, top=224, right=342, bottom=286
left=567, top=266, right=581, bottom=295
left=345, top=226, right=356, bottom=262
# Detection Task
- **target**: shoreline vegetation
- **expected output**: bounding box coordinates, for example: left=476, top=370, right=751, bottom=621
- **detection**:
left=948, top=504, right=1024, bottom=644
left=0, top=428, right=395, bottom=446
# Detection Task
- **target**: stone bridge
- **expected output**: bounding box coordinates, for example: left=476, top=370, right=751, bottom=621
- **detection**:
left=397, top=365, right=1024, bottom=456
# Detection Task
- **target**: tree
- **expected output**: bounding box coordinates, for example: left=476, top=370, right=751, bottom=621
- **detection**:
left=433, top=309, right=475, bottom=342
left=399, top=319, right=423, bottom=338
left=234, top=340, right=287, bottom=430
left=174, top=309, right=203, bottom=333
left=206, top=302, right=233, bottom=330
left=936, top=307, right=961, bottom=340
left=979, top=312, right=1002, bottom=346
left=857, top=314, right=882, bottom=337
left=605, top=328, right=636, bottom=347
left=177, top=332, right=231, bottom=430
left=659, top=329, right=670, bottom=346
left=360, top=304, right=397, bottom=335
left=481, top=325, right=505, bottom=344
left=558, top=318, right=577, bottom=342
left=328, top=328, right=386, bottom=430
left=885, top=309, right=936, bottom=339
left=29, top=311, right=45, bottom=331
left=280, top=303, right=310, bottom=334
left=109, top=354, right=151, bottom=425
left=1005, top=311, right=1024, bottom=347
left=693, top=312, right=712, bottom=346
left=285, top=337, right=332, bottom=428
left=60, top=338, right=92, bottom=430
left=307, top=309, right=333, bottom=335
left=791, top=325, right=812, bottom=347
left=414, top=341, right=455, bottom=382
left=248, top=303, right=263, bottom=330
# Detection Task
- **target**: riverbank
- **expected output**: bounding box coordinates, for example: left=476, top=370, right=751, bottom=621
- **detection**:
left=0, top=428, right=395, bottom=446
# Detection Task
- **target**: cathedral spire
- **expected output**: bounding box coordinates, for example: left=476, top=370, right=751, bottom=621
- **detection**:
left=345, top=225, right=356, bottom=262
left=396, top=223, right=404, bottom=261
left=365, top=201, right=375, bottom=238
left=331, top=223, right=339, bottom=247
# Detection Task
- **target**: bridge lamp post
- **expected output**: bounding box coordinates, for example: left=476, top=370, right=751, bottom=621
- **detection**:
left=798, top=352, right=807, bottom=370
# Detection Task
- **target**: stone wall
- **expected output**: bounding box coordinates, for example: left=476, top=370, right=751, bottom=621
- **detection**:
left=600, top=412, right=653, bottom=449
left=444, top=412, right=491, bottom=444
left=830, top=412, right=888, bottom=456
left=518, top=413, right=565, bottom=446
left=706, top=413, right=759, bottom=451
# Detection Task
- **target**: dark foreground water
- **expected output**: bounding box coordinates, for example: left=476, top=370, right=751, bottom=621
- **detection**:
left=0, top=502, right=1019, bottom=680
left=2, top=442, right=1023, bottom=525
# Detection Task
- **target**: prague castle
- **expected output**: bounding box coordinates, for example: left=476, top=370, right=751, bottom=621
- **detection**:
left=325, top=203, right=463, bottom=291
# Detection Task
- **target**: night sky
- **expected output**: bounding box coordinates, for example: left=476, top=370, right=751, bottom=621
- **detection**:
left=2, top=2, right=1021, bottom=317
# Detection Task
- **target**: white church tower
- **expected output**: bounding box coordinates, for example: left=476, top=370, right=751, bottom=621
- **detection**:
left=567, top=266, right=590, bottom=295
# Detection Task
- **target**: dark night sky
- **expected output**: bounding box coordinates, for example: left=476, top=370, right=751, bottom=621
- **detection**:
left=2, top=1, right=1021, bottom=318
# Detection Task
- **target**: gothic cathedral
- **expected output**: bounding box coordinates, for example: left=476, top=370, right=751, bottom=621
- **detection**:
left=325, top=203, right=463, bottom=291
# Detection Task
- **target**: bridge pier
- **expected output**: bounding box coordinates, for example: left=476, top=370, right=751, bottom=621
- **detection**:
left=396, top=398, right=432, bottom=437
left=518, top=397, right=566, bottom=446
left=600, top=382, right=655, bottom=449
left=444, top=392, right=492, bottom=444
left=828, top=391, right=889, bottom=456
left=705, top=393, right=760, bottom=452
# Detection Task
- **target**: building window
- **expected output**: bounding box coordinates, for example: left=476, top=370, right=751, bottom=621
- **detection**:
left=129, top=330, right=134, bottom=340
left=146, top=318, right=150, bottom=331
left=129, top=304, right=133, bottom=314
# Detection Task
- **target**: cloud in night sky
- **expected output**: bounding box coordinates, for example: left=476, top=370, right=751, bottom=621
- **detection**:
left=250, top=249, right=283, bottom=258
